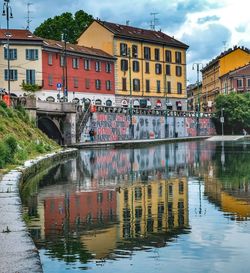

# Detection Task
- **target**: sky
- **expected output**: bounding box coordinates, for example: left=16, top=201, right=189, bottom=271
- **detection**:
left=1, top=0, right=250, bottom=83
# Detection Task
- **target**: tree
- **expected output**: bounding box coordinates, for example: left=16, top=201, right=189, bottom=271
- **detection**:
left=214, top=93, right=250, bottom=134
left=34, top=10, right=94, bottom=44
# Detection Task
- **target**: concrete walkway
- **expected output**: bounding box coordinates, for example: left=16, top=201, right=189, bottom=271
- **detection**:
left=71, top=136, right=210, bottom=148
left=206, top=135, right=245, bottom=141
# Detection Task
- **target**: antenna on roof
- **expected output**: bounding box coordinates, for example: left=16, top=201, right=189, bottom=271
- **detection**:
left=26, top=2, right=33, bottom=30
left=150, top=12, right=159, bottom=30
left=222, top=41, right=227, bottom=51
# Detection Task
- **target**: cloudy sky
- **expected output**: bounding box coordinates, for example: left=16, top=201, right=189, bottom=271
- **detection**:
left=1, top=0, right=250, bottom=83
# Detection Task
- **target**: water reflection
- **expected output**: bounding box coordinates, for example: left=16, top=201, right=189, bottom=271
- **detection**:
left=21, top=140, right=250, bottom=272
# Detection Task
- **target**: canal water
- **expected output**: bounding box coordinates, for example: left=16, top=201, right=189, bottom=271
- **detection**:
left=21, top=140, right=250, bottom=273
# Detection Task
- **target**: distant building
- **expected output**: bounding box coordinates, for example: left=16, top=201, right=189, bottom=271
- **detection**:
left=77, top=20, right=189, bottom=110
left=201, top=46, right=250, bottom=109
left=220, top=63, right=250, bottom=94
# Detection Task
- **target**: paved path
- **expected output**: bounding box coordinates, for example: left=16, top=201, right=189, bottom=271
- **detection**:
left=206, top=135, right=245, bottom=141
left=71, top=136, right=210, bottom=148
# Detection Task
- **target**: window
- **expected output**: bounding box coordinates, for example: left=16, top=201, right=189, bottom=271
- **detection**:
left=48, top=53, right=53, bottom=65
left=95, top=61, right=101, bottom=72
left=147, top=185, right=152, bottom=198
left=247, top=78, right=250, bottom=87
left=132, top=45, right=138, bottom=58
left=155, top=63, right=162, bottom=74
left=4, top=69, right=17, bottom=81
left=95, top=79, right=101, bottom=90
left=145, top=62, right=150, bottom=73
left=177, top=82, right=182, bottom=94
left=121, top=59, right=128, bottom=71
left=179, top=181, right=184, bottom=194
left=48, top=74, right=53, bottom=86
left=237, top=79, right=243, bottom=88
left=144, top=47, right=151, bottom=60
left=176, top=66, right=182, bottom=76
left=84, top=59, right=90, bottom=70
left=97, top=192, right=103, bottom=203
left=168, top=184, right=173, bottom=196
left=135, top=187, right=142, bottom=200
left=133, top=78, right=140, bottom=91
left=85, top=78, right=90, bottom=89
left=26, top=69, right=35, bottom=84
left=26, top=49, right=38, bottom=60
left=145, top=79, right=150, bottom=93
left=175, top=51, right=182, bottom=64
left=60, top=55, right=65, bottom=67
left=72, top=58, right=79, bottom=69
left=106, top=80, right=111, bottom=90
left=4, top=48, right=17, bottom=60
left=106, top=62, right=111, bottom=73
left=133, top=60, right=140, bottom=72
left=165, top=50, right=172, bottom=62
left=73, top=77, right=78, bottom=88
left=156, top=80, right=161, bottom=93
left=122, top=77, right=127, bottom=91
left=155, top=48, right=160, bottom=61
left=120, top=43, right=128, bottom=56
left=167, top=81, right=171, bottom=94
left=166, top=64, right=171, bottom=75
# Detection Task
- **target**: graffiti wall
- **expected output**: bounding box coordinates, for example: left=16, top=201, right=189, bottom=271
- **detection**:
left=80, top=112, right=216, bottom=142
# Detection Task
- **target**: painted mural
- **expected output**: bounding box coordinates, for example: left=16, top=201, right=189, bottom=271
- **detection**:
left=81, top=112, right=216, bottom=142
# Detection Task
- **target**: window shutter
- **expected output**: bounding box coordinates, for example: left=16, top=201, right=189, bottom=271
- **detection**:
left=4, top=48, right=7, bottom=59
left=26, top=49, right=29, bottom=60
left=4, top=69, right=7, bottom=80
left=35, top=49, right=38, bottom=60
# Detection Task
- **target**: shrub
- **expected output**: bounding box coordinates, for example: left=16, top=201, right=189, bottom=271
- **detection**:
left=0, top=141, right=8, bottom=168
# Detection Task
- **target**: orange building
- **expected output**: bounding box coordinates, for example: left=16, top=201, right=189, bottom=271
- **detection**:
left=201, top=46, right=250, bottom=110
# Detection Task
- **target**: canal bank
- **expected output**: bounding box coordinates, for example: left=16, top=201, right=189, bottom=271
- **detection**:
left=0, top=148, right=78, bottom=273
left=70, top=136, right=210, bottom=148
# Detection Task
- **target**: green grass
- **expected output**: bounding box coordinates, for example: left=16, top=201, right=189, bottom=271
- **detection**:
left=0, top=101, right=60, bottom=173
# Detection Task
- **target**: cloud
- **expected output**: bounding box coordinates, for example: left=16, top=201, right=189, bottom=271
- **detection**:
left=197, top=15, right=220, bottom=24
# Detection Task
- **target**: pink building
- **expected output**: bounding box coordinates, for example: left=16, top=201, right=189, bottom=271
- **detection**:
left=220, top=63, right=250, bottom=94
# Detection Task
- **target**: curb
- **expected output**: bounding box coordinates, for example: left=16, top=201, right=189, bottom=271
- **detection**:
left=0, top=148, right=78, bottom=273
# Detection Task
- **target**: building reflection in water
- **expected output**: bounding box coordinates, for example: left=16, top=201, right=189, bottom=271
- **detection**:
left=21, top=141, right=217, bottom=263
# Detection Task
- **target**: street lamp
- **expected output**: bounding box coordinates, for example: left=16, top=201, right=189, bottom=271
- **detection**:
left=128, top=47, right=133, bottom=139
left=192, top=63, right=203, bottom=136
left=61, top=33, right=68, bottom=102
left=221, top=107, right=224, bottom=136
left=2, top=0, right=13, bottom=98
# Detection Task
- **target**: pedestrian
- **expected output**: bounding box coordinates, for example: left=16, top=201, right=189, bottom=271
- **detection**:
left=243, top=128, right=247, bottom=136
left=89, top=128, right=95, bottom=142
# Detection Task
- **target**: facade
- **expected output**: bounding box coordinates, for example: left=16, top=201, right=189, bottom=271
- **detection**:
left=0, top=29, right=43, bottom=95
left=0, top=29, right=116, bottom=106
left=77, top=20, right=189, bottom=110
left=220, top=63, right=250, bottom=94
left=201, top=46, right=250, bottom=109
left=41, top=39, right=116, bottom=105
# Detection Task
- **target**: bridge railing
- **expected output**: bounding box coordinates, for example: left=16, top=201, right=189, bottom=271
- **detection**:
left=95, top=105, right=214, bottom=118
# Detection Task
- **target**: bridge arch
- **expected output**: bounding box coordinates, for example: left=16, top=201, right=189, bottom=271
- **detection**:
left=38, top=116, right=63, bottom=144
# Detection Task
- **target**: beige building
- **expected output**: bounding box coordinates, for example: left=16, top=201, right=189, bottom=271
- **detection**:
left=78, top=20, right=189, bottom=110
left=0, top=29, right=43, bottom=96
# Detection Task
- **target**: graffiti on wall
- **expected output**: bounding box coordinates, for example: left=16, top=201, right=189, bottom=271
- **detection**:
left=81, top=112, right=216, bottom=142
left=134, top=116, right=165, bottom=140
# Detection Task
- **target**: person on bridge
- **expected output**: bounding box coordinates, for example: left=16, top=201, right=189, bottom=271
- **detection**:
left=89, top=128, right=95, bottom=142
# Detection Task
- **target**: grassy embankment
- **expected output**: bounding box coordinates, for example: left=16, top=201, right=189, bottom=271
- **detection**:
left=0, top=101, right=60, bottom=174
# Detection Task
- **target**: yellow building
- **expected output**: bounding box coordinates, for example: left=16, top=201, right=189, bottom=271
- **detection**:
left=201, top=46, right=250, bottom=110
left=77, top=20, right=189, bottom=110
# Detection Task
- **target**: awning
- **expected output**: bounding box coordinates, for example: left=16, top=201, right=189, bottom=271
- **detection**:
left=133, top=99, right=140, bottom=106
left=121, top=99, right=128, bottom=106
left=146, top=100, right=152, bottom=107
left=166, top=102, right=172, bottom=106
left=156, top=99, right=162, bottom=107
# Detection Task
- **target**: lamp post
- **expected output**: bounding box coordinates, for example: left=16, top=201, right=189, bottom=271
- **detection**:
left=221, top=107, right=224, bottom=136
left=61, top=33, right=68, bottom=102
left=2, top=0, right=13, bottom=98
left=128, top=48, right=133, bottom=139
left=192, top=63, right=203, bottom=136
